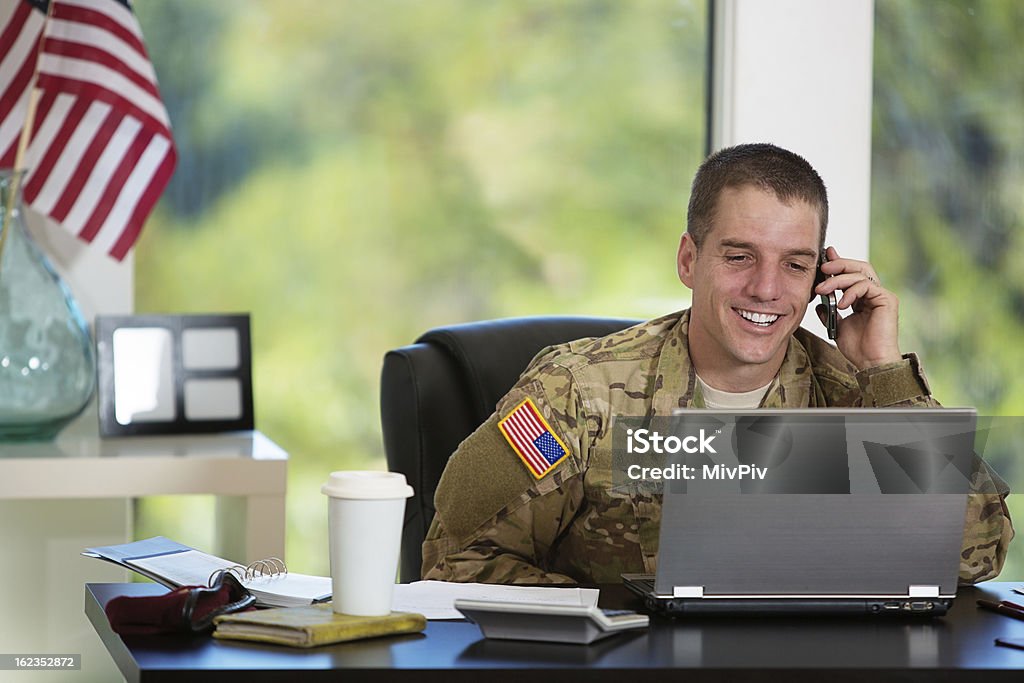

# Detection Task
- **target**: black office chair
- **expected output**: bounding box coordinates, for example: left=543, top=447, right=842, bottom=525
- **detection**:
left=380, top=316, right=641, bottom=582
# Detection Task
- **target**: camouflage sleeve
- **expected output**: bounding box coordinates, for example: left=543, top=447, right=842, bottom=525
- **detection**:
left=959, top=464, right=1014, bottom=584
left=421, top=353, right=588, bottom=584
left=854, top=353, right=938, bottom=407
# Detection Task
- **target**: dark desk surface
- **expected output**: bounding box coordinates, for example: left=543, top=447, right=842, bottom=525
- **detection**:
left=87, top=582, right=1024, bottom=683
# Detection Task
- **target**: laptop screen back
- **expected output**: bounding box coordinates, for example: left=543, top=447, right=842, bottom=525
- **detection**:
left=652, top=408, right=976, bottom=597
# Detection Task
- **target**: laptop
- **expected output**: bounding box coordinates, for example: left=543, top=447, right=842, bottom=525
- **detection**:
left=622, top=408, right=979, bottom=616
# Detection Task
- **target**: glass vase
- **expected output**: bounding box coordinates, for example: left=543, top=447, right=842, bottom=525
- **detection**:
left=0, top=171, right=95, bottom=440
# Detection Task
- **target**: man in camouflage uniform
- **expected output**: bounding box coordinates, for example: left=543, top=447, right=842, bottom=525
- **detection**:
left=422, top=143, right=1013, bottom=585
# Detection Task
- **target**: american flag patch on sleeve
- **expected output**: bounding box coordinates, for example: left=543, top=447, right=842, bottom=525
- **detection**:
left=498, top=398, right=570, bottom=479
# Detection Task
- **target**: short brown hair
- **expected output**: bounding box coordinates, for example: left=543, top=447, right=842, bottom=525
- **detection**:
left=686, top=143, right=828, bottom=251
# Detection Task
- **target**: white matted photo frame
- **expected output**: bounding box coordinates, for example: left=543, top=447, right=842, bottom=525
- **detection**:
left=95, top=314, right=254, bottom=436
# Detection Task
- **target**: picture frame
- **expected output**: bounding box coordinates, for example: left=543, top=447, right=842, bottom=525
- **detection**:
left=95, top=314, right=254, bottom=436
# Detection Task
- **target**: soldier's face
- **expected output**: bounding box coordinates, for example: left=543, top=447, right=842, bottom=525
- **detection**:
left=677, top=185, right=820, bottom=389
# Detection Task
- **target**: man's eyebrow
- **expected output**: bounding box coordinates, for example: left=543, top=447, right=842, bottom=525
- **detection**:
left=717, top=239, right=756, bottom=251
left=716, top=239, right=817, bottom=259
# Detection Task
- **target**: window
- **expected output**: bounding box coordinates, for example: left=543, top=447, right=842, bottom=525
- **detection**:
left=134, top=0, right=709, bottom=572
left=873, top=0, right=1023, bottom=577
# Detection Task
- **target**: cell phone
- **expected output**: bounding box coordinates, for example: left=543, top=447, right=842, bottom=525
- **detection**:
left=813, top=252, right=838, bottom=340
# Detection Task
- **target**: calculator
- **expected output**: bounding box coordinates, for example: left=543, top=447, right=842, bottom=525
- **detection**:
left=453, top=599, right=650, bottom=644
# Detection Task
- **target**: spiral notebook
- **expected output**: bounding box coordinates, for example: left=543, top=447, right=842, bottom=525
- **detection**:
left=83, top=536, right=332, bottom=608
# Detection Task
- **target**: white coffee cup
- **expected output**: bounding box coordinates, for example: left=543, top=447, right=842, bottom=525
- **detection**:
left=321, top=470, right=413, bottom=616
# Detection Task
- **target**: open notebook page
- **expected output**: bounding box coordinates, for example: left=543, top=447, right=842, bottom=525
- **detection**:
left=128, top=550, right=331, bottom=608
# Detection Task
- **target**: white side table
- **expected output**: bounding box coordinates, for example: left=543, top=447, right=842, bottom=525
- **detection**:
left=0, top=431, right=288, bottom=683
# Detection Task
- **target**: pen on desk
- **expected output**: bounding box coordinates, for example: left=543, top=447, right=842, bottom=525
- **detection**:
left=976, top=600, right=1024, bottom=622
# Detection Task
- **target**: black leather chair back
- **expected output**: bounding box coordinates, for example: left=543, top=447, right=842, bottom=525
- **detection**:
left=381, top=316, right=640, bottom=582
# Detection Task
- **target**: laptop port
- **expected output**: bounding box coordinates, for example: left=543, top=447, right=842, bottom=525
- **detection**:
left=883, top=602, right=901, bottom=610
left=909, top=602, right=932, bottom=611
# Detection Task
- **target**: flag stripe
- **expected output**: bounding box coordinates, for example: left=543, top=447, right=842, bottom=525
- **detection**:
left=28, top=85, right=57, bottom=136
left=35, top=73, right=169, bottom=141
left=46, top=12, right=156, bottom=83
left=524, top=400, right=549, bottom=435
left=0, top=0, right=26, bottom=43
left=60, top=0, right=143, bottom=42
left=79, top=123, right=153, bottom=241
left=97, top=133, right=170, bottom=255
left=504, top=410, right=548, bottom=473
left=44, top=35, right=158, bottom=97
left=0, top=1, right=33, bottom=69
left=47, top=102, right=118, bottom=220
left=521, top=400, right=567, bottom=468
left=0, top=6, right=42, bottom=119
left=0, top=54, right=33, bottom=133
left=509, top=405, right=543, bottom=442
left=505, top=410, right=548, bottom=473
left=0, top=86, right=30, bottom=165
left=511, top=406, right=542, bottom=438
left=1, top=0, right=176, bottom=260
left=502, top=412, right=540, bottom=470
left=61, top=113, right=140, bottom=235
left=109, top=142, right=174, bottom=259
left=23, top=95, right=89, bottom=199
left=24, top=95, right=102, bottom=210
left=8, top=86, right=57, bottom=168
left=53, top=0, right=145, bottom=55
left=37, top=53, right=170, bottom=129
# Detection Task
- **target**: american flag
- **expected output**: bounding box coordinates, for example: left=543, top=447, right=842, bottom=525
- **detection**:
left=0, top=0, right=175, bottom=260
left=498, top=398, right=569, bottom=479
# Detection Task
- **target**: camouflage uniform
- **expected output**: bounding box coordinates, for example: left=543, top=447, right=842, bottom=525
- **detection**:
left=422, top=310, right=1013, bottom=585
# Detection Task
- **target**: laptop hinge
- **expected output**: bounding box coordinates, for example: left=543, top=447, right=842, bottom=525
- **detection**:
left=673, top=586, right=704, bottom=598
left=908, top=585, right=940, bottom=598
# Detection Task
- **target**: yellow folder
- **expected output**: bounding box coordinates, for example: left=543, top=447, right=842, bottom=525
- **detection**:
left=213, top=603, right=426, bottom=648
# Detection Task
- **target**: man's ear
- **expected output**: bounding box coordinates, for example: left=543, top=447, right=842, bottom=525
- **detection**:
left=677, top=232, right=697, bottom=288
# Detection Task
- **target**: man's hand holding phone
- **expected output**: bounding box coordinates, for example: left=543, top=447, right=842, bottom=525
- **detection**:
left=814, top=246, right=902, bottom=371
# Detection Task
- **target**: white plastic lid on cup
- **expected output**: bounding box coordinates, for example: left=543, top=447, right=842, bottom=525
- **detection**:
left=321, top=471, right=414, bottom=500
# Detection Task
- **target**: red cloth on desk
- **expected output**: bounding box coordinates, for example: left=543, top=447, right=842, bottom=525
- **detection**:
left=105, top=580, right=253, bottom=635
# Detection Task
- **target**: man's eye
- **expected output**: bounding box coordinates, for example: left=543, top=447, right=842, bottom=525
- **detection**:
left=786, top=262, right=810, bottom=273
left=726, top=255, right=750, bottom=264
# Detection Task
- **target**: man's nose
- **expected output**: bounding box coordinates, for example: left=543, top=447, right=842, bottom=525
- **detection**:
left=744, top=262, right=782, bottom=301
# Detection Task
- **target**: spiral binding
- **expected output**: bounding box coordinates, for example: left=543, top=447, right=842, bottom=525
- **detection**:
left=208, top=557, right=288, bottom=587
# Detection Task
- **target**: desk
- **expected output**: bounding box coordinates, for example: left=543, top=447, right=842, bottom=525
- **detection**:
left=2, top=431, right=288, bottom=683
left=87, top=582, right=1024, bottom=682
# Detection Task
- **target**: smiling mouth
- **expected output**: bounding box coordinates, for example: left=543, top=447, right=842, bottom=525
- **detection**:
left=735, top=308, right=781, bottom=327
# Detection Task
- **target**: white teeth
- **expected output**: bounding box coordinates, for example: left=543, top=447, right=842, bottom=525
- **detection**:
left=737, top=309, right=779, bottom=326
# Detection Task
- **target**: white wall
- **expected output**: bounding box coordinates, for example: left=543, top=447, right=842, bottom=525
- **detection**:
left=711, top=0, right=875, bottom=334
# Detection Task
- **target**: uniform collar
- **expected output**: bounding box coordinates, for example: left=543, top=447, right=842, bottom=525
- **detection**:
left=652, top=309, right=815, bottom=413
left=758, top=335, right=813, bottom=408
left=651, top=310, right=697, bottom=416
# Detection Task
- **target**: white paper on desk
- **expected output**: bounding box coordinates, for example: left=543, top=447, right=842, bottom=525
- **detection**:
left=391, top=580, right=600, bottom=620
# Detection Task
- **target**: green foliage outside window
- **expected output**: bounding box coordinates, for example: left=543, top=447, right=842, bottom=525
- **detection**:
left=132, top=0, right=707, bottom=575
left=873, top=0, right=1024, bottom=577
